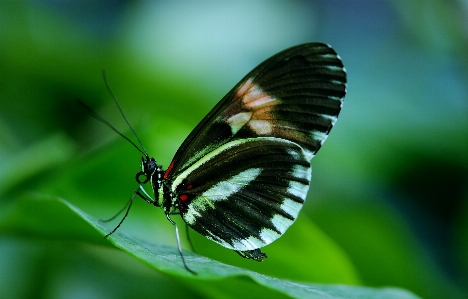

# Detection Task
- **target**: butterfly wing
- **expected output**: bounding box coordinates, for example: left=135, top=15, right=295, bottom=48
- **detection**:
left=163, top=43, right=346, bottom=255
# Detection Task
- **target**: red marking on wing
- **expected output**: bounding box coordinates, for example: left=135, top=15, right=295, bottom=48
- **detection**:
left=179, top=194, right=188, bottom=201
left=164, top=160, right=175, bottom=179
left=186, top=184, right=193, bottom=190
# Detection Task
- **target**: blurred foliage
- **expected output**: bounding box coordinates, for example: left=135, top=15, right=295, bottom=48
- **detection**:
left=1, top=1, right=467, bottom=299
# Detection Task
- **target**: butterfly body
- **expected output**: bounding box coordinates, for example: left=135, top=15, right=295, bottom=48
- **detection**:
left=133, top=43, right=347, bottom=263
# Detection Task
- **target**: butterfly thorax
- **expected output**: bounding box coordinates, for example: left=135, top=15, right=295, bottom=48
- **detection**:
left=136, top=156, right=167, bottom=208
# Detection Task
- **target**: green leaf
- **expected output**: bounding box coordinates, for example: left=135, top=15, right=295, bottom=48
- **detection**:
left=4, top=193, right=421, bottom=299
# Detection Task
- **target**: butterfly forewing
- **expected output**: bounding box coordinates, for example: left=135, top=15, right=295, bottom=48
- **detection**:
left=167, top=43, right=346, bottom=177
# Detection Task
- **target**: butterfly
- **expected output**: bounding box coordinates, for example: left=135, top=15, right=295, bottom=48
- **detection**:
left=85, top=43, right=346, bottom=274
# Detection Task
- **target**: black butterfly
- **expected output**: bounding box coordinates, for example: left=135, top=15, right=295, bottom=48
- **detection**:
left=85, top=43, right=346, bottom=274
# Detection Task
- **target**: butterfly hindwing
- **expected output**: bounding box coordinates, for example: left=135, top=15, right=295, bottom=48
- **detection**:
left=171, top=137, right=310, bottom=252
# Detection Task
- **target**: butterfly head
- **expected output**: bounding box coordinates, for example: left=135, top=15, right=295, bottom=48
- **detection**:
left=136, top=156, right=158, bottom=184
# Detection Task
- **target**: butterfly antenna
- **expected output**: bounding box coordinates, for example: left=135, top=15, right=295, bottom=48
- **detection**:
left=101, top=70, right=149, bottom=157
left=77, top=99, right=147, bottom=157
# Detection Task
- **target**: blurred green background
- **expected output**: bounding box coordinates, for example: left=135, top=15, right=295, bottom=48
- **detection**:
left=1, top=1, right=467, bottom=298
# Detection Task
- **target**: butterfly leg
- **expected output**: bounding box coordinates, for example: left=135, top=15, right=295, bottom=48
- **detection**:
left=101, top=197, right=133, bottom=223
left=165, top=213, right=197, bottom=275
left=168, top=212, right=196, bottom=253
left=103, top=189, right=137, bottom=238
left=185, top=224, right=196, bottom=253
left=235, top=249, right=268, bottom=262
left=103, top=186, right=155, bottom=238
